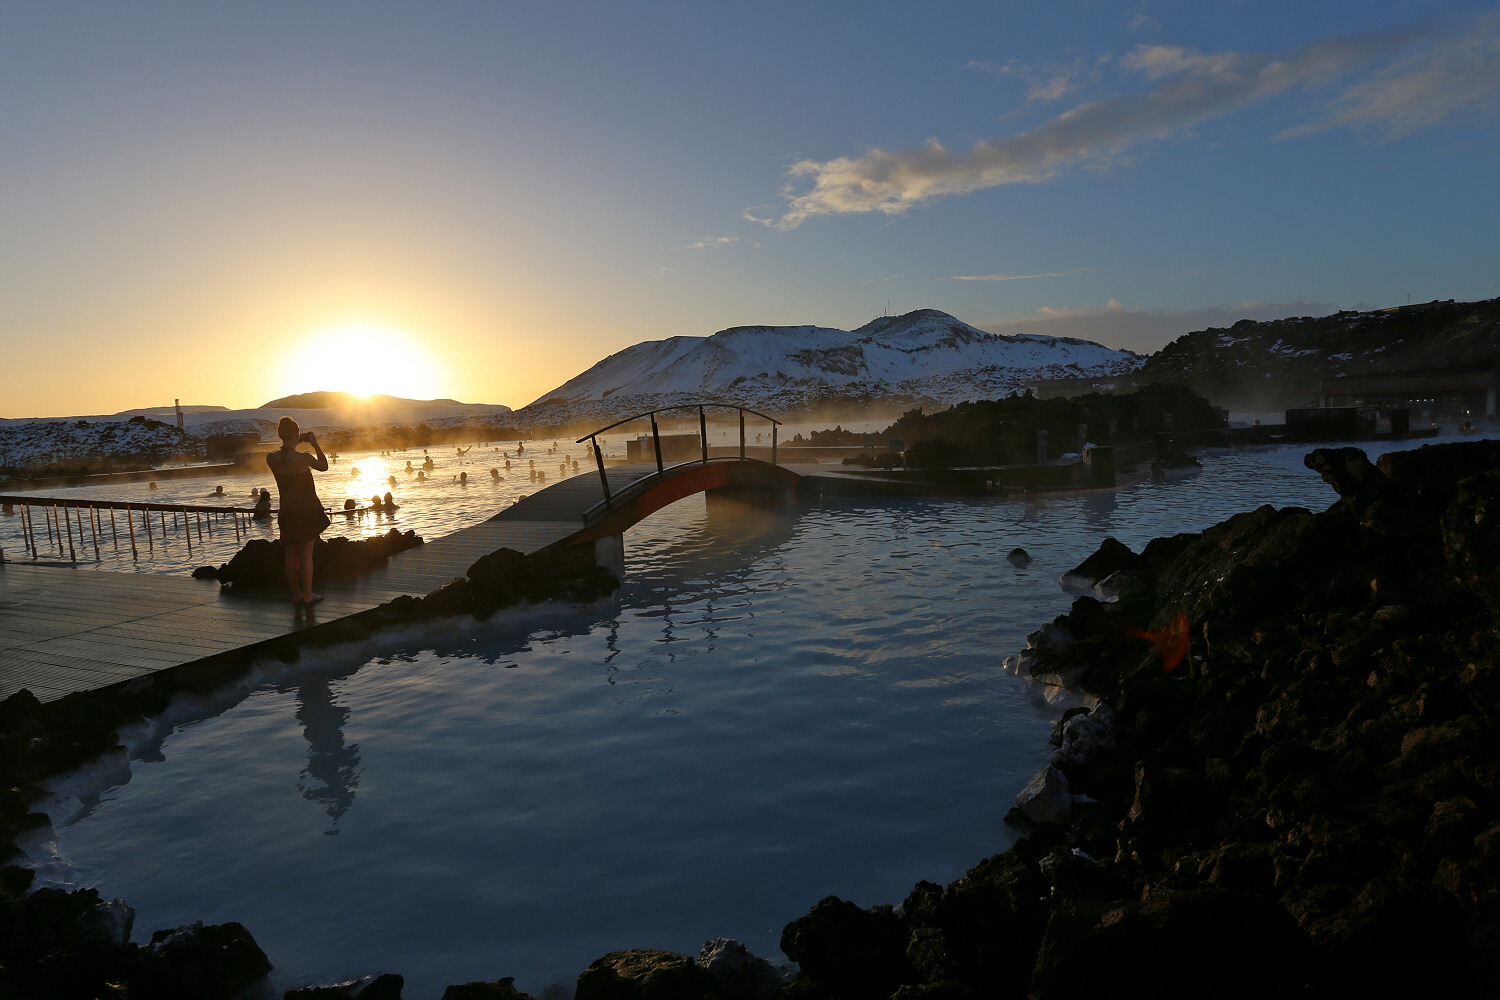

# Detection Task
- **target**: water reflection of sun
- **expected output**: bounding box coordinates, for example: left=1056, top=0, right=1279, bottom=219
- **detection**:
left=338, top=453, right=397, bottom=501
left=285, top=323, right=442, bottom=399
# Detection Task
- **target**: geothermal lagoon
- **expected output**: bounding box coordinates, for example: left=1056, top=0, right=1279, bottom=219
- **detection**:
left=23, top=435, right=1484, bottom=997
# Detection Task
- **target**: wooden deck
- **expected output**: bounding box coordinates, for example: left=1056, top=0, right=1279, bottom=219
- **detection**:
left=0, top=459, right=806, bottom=704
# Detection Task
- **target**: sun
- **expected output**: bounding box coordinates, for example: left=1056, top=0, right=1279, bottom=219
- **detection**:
left=284, top=323, right=444, bottom=399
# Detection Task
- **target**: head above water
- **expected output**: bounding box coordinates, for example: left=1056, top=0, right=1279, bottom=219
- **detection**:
left=277, top=416, right=300, bottom=445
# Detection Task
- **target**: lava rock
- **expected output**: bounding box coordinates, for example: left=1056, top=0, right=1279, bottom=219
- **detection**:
left=1013, top=765, right=1072, bottom=827
left=1050, top=703, right=1116, bottom=773
left=1442, top=467, right=1500, bottom=608
left=440, top=979, right=533, bottom=1000
left=143, top=920, right=272, bottom=999
left=286, top=974, right=405, bottom=999
left=215, top=529, right=423, bottom=588
left=780, top=897, right=911, bottom=1000
left=1058, top=536, right=1136, bottom=592
left=75, top=897, right=134, bottom=952
left=1028, top=890, right=1311, bottom=1000
left=696, top=938, right=782, bottom=999
left=575, top=949, right=713, bottom=1000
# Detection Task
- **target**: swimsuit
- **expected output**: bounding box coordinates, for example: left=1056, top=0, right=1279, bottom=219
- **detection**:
left=269, top=450, right=331, bottom=545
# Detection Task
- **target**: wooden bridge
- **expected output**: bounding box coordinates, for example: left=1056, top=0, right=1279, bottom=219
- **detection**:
left=0, top=403, right=807, bottom=704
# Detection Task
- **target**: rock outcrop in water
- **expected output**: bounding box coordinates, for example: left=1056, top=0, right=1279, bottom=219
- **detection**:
left=210, top=528, right=425, bottom=587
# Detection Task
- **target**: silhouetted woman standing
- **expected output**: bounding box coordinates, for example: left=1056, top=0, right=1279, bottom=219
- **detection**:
left=266, top=416, right=331, bottom=605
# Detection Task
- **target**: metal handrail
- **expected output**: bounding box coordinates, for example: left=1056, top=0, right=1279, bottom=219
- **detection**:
left=574, top=402, right=783, bottom=514
left=0, top=494, right=270, bottom=515
left=0, top=493, right=375, bottom=564
left=575, top=402, right=782, bottom=441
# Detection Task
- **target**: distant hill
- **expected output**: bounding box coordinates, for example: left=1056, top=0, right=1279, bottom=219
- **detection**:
left=111, top=404, right=230, bottom=416
left=261, top=391, right=469, bottom=409
left=516, top=308, right=1142, bottom=428
left=1134, top=297, right=1500, bottom=411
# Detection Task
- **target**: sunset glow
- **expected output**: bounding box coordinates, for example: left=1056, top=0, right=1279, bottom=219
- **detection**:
left=3, top=3, right=1498, bottom=419
left=281, top=324, right=444, bottom=401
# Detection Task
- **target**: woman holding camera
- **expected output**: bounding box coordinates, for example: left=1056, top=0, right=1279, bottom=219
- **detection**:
left=266, top=416, right=331, bottom=605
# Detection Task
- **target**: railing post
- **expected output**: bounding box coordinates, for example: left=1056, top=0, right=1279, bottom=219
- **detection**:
left=699, top=406, right=708, bottom=463
left=739, top=409, right=745, bottom=459
left=592, top=436, right=613, bottom=508
left=771, top=424, right=778, bottom=467
left=63, top=503, right=76, bottom=562
left=127, top=505, right=138, bottom=559
left=651, top=413, right=664, bottom=474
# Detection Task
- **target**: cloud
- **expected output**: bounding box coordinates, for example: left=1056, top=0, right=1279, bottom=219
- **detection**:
left=1279, top=11, right=1500, bottom=140
left=764, top=29, right=1413, bottom=229
left=979, top=299, right=1338, bottom=355
left=966, top=56, right=1092, bottom=104
left=683, top=235, right=756, bottom=251
left=950, top=269, right=1089, bottom=282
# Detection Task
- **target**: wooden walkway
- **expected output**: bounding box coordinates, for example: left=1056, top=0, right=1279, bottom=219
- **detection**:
left=0, top=459, right=805, bottom=704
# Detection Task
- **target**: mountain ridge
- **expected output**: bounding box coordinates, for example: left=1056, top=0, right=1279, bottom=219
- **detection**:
left=1133, top=296, right=1500, bottom=411
left=519, top=308, right=1143, bottom=427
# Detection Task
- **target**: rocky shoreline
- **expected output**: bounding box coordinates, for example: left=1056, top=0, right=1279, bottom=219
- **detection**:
left=4, top=439, right=1499, bottom=998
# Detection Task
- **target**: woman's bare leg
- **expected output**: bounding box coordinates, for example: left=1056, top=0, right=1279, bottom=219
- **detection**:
left=300, top=540, right=322, bottom=604
left=284, top=541, right=303, bottom=603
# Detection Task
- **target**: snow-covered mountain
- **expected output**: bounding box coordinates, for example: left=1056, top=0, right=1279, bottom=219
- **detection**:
left=518, top=309, right=1142, bottom=426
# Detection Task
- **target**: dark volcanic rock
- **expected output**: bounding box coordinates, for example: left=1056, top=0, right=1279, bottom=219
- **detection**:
left=466, top=545, right=618, bottom=611
left=441, top=978, right=534, bottom=1000
left=574, top=949, right=713, bottom=1000
left=1002, top=440, right=1500, bottom=994
left=1058, top=535, right=1135, bottom=591
left=1028, top=890, right=1311, bottom=1000
left=286, top=973, right=406, bottom=999
left=1442, top=466, right=1500, bottom=607
left=143, top=920, right=272, bottom=998
left=780, top=897, right=911, bottom=1000
left=696, top=938, right=781, bottom=999
left=215, top=528, right=424, bottom=588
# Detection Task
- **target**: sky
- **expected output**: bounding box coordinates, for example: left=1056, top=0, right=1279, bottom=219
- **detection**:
left=3, top=1, right=1499, bottom=418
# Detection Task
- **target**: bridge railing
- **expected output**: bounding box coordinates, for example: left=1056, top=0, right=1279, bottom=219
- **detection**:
left=0, top=493, right=374, bottom=564
left=575, top=402, right=782, bottom=512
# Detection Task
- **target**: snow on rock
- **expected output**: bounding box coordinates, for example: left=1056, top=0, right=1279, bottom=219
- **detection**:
left=519, top=308, right=1142, bottom=425
left=0, top=416, right=198, bottom=471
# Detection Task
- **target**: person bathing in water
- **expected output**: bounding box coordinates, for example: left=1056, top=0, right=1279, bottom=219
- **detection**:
left=266, top=416, right=331, bottom=605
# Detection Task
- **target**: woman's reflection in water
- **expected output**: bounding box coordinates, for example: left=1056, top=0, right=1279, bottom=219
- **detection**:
left=294, top=676, right=361, bottom=835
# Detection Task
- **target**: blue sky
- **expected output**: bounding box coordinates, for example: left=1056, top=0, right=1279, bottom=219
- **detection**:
left=3, top=1, right=1498, bottom=416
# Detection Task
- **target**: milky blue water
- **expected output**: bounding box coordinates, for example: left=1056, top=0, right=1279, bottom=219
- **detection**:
left=32, top=434, right=1494, bottom=999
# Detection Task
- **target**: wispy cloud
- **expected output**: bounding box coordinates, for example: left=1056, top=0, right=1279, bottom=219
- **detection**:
left=758, top=21, right=1474, bottom=229
left=682, top=235, right=756, bottom=251
left=951, top=269, right=1090, bottom=282
left=967, top=56, right=1094, bottom=105
left=1280, top=11, right=1500, bottom=140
